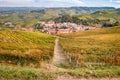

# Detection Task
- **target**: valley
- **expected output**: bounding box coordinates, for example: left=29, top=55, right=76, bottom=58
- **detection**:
left=0, top=7, right=120, bottom=80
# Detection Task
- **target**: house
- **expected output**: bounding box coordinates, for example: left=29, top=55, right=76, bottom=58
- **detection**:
left=48, top=29, right=58, bottom=35
left=4, top=22, right=14, bottom=28
left=57, top=29, right=70, bottom=34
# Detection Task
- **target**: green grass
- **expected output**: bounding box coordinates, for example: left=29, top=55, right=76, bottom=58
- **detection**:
left=67, top=66, right=120, bottom=78
left=59, top=26, right=120, bottom=68
left=0, top=30, right=56, bottom=67
left=0, top=64, right=56, bottom=80
left=0, top=64, right=119, bottom=80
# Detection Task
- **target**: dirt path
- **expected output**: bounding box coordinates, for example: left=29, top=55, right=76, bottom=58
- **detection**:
left=42, top=39, right=120, bottom=80
left=52, top=38, right=68, bottom=66
left=41, top=39, right=68, bottom=71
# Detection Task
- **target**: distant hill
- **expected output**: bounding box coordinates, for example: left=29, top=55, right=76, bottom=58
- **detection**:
left=44, top=7, right=116, bottom=15
left=54, top=9, right=120, bottom=27
left=0, top=7, right=115, bottom=12
left=117, top=8, right=120, bottom=10
left=0, top=7, right=44, bottom=11
left=0, top=7, right=119, bottom=28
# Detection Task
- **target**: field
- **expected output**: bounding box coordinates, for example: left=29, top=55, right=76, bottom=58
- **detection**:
left=0, top=29, right=56, bottom=67
left=0, top=26, right=120, bottom=79
left=59, top=26, right=120, bottom=68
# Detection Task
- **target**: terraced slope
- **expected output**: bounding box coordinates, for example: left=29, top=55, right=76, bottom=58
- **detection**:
left=0, top=27, right=120, bottom=80
left=0, top=30, right=56, bottom=67
left=59, top=26, right=120, bottom=68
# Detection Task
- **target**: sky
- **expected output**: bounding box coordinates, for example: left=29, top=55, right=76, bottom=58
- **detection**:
left=0, top=0, right=120, bottom=8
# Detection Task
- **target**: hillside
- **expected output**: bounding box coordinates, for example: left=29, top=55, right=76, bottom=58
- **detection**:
left=55, top=10, right=120, bottom=27
left=0, top=7, right=117, bottom=28
left=81, top=9, right=120, bottom=21
left=43, top=7, right=115, bottom=15
left=0, top=30, right=56, bottom=67
left=59, top=26, right=120, bottom=68
left=0, top=27, right=120, bottom=80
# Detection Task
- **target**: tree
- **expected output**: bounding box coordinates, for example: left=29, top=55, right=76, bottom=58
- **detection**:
left=114, top=21, right=120, bottom=26
left=34, top=23, right=43, bottom=30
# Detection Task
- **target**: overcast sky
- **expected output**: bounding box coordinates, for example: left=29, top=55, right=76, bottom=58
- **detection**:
left=0, top=0, right=120, bottom=8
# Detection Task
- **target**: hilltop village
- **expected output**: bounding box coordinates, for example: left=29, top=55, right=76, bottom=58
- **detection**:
left=35, top=20, right=97, bottom=34
left=1, top=20, right=97, bottom=35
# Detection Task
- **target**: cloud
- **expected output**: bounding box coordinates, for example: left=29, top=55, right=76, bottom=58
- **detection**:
left=109, top=0, right=120, bottom=8
left=0, top=0, right=35, bottom=7
left=110, top=0, right=113, bottom=2
left=0, top=0, right=85, bottom=7
left=115, top=0, right=120, bottom=3
left=110, top=0, right=120, bottom=3
left=0, top=0, right=119, bottom=8
left=33, top=0, right=84, bottom=7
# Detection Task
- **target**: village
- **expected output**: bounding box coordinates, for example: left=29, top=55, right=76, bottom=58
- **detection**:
left=35, top=20, right=97, bottom=35
left=1, top=20, right=97, bottom=35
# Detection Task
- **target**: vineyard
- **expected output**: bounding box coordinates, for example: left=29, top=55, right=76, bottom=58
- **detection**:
left=0, top=27, right=120, bottom=68
left=59, top=26, right=120, bottom=68
left=0, top=27, right=120, bottom=79
left=0, top=30, right=56, bottom=67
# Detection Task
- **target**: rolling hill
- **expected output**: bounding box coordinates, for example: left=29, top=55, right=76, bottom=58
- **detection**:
left=54, top=9, right=120, bottom=27
left=0, top=26, right=120, bottom=80
left=0, top=7, right=120, bottom=79
left=0, top=7, right=117, bottom=28
left=0, top=30, right=56, bottom=67
left=59, top=26, right=120, bottom=68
